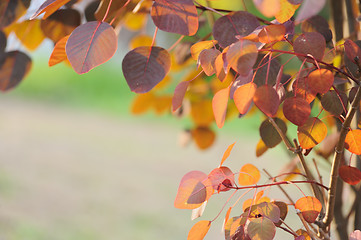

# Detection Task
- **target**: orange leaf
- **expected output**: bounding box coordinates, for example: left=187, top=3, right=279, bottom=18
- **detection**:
left=174, top=171, right=213, bottom=209
left=253, top=85, right=280, bottom=117
left=188, top=220, right=211, bottom=240
left=233, top=82, right=257, bottom=115
left=191, top=40, right=218, bottom=60
left=258, top=24, right=286, bottom=43
left=31, top=0, right=71, bottom=20
left=12, top=19, right=45, bottom=50
left=295, top=196, right=322, bottom=223
left=226, top=39, right=258, bottom=76
left=306, top=69, right=334, bottom=94
left=339, top=165, right=361, bottom=185
left=49, top=35, right=69, bottom=66
left=191, top=100, right=214, bottom=127
left=297, top=117, right=327, bottom=149
left=191, top=126, right=216, bottom=150
left=220, top=142, right=236, bottom=166
left=275, top=0, right=300, bottom=23
left=238, top=164, right=261, bottom=186
left=345, top=129, right=361, bottom=155
left=256, top=139, right=269, bottom=157
left=172, top=81, right=190, bottom=111
left=253, top=0, right=280, bottom=18
left=212, top=87, right=230, bottom=128
left=130, top=34, right=153, bottom=49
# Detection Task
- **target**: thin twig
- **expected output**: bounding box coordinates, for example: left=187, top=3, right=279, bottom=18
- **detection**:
left=267, top=117, right=298, bottom=152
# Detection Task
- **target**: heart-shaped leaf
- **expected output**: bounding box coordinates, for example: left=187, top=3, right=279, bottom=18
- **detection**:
left=298, top=117, right=327, bottom=149
left=345, top=129, right=361, bottom=155
left=339, top=165, right=361, bottom=185
left=253, top=85, right=280, bottom=117
left=283, top=97, right=311, bottom=126
left=295, top=196, right=322, bottom=223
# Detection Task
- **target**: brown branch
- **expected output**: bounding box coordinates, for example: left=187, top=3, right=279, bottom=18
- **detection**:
left=322, top=85, right=361, bottom=228
left=268, top=117, right=298, bottom=152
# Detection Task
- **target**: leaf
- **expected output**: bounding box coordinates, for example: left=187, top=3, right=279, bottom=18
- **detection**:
left=295, top=196, right=322, bottom=223
left=292, top=77, right=317, bottom=103
left=345, top=39, right=361, bottom=65
left=297, top=117, right=327, bottom=149
left=172, top=81, right=190, bottom=111
left=94, top=0, right=128, bottom=23
left=191, top=201, right=207, bottom=221
left=187, top=220, right=211, bottom=240
left=233, top=82, right=257, bottom=115
left=246, top=217, right=276, bottom=240
left=275, top=0, right=300, bottom=23
left=258, top=24, right=286, bottom=43
left=0, top=51, right=32, bottom=91
left=225, top=217, right=247, bottom=240
left=0, top=0, right=29, bottom=29
left=66, top=21, right=117, bottom=74
left=84, top=0, right=100, bottom=22
left=122, top=46, right=171, bottom=93
left=339, top=166, right=361, bottom=185
left=213, top=11, right=260, bottom=48
left=350, top=230, right=361, bottom=240
left=272, top=201, right=288, bottom=226
left=208, top=166, right=235, bottom=192
left=301, top=15, right=332, bottom=42
left=212, top=87, right=229, bottom=128
left=191, top=100, right=214, bottom=127
left=345, top=129, right=361, bottom=155
left=254, top=202, right=280, bottom=223
left=253, top=85, right=280, bottom=117
left=214, top=52, right=228, bottom=81
left=238, top=164, right=261, bottom=186
left=226, top=40, right=258, bottom=76
left=31, top=0, right=71, bottom=19
left=295, top=0, right=326, bottom=23
left=321, top=90, right=347, bottom=116
left=49, top=35, right=69, bottom=66
left=253, top=56, right=281, bottom=86
left=40, top=9, right=81, bottom=43
left=253, top=0, right=280, bottom=18
left=12, top=20, right=45, bottom=50
left=191, top=40, right=218, bottom=60
left=296, top=229, right=311, bottom=240
left=191, top=126, right=216, bottom=150
left=131, top=93, right=155, bottom=115
left=294, top=32, right=326, bottom=62
left=130, top=34, right=153, bottom=49
left=260, top=117, right=287, bottom=148
left=306, top=69, right=334, bottom=94
left=151, top=0, right=198, bottom=36
left=256, top=139, right=268, bottom=157
left=283, top=97, right=311, bottom=126
left=220, top=142, right=236, bottom=166
left=199, top=48, right=220, bottom=76
left=174, top=171, right=213, bottom=209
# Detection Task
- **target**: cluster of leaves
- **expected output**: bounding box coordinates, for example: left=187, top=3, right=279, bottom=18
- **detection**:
left=2, top=0, right=361, bottom=239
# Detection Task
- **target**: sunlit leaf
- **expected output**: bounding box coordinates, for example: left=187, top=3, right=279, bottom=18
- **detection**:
left=224, top=217, right=247, bottom=240
left=253, top=202, right=280, bottom=223
left=242, top=193, right=270, bottom=211
left=260, top=117, right=287, bottom=148
left=188, top=220, right=211, bottom=240
left=124, top=11, right=148, bottom=31
left=172, top=81, right=190, bottom=111
left=0, top=51, right=32, bottom=91
left=151, top=0, right=198, bottom=36
left=292, top=77, right=317, bottom=103
left=208, top=166, right=235, bottom=192
left=295, top=196, right=322, bottom=223
left=321, top=90, right=347, bottom=116
left=174, top=171, right=213, bottom=209
left=345, top=129, right=361, bottom=155
left=275, top=0, right=300, bottom=23
left=199, top=48, right=220, bottom=76
left=253, top=85, right=280, bottom=117
left=213, top=11, right=260, bottom=48
left=66, top=21, right=117, bottom=74
left=31, top=0, right=71, bottom=19
left=212, top=87, right=229, bottom=128
left=296, top=229, right=311, bottom=240
left=130, top=34, right=153, bottom=49
left=131, top=92, right=155, bottom=115
left=253, top=0, right=280, bottom=18
left=191, top=100, right=214, bottom=127
left=256, top=139, right=268, bottom=157
left=226, top=40, right=258, bottom=76
left=297, top=117, right=327, bottom=149
left=40, top=9, right=81, bottom=43
left=283, top=97, right=311, bottom=126
left=306, top=69, right=334, bottom=94
left=153, top=95, right=172, bottom=114
left=350, top=230, right=361, bottom=240
left=214, top=52, right=228, bottom=81
left=49, top=35, right=69, bottom=66
left=220, top=142, right=236, bottom=166
left=339, top=165, right=361, bottom=185
left=246, top=217, right=276, bottom=240
left=191, top=40, right=218, bottom=60
left=122, top=46, right=171, bottom=93
left=238, top=164, right=261, bottom=186
left=12, top=19, right=45, bottom=50
left=294, top=32, right=326, bottom=62
left=258, top=24, right=286, bottom=43
left=191, top=126, right=216, bottom=150
left=0, top=0, right=29, bottom=29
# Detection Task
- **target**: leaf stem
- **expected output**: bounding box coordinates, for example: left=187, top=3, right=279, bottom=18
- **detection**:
left=228, top=180, right=328, bottom=191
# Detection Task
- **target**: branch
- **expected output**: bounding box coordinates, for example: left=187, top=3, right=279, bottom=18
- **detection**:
left=322, top=85, right=361, bottom=228
left=228, top=180, right=329, bottom=191
left=268, top=117, right=298, bottom=152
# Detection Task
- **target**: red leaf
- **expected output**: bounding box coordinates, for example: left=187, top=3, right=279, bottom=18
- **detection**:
left=283, top=97, right=311, bottom=126
left=306, top=69, right=334, bottom=94
left=345, top=129, right=361, bottom=155
left=220, top=142, right=236, bottom=166
left=295, top=196, right=322, bottom=223
left=213, top=11, right=260, bottom=48
left=122, top=46, right=171, bottom=93
left=345, top=39, right=361, bottom=65
left=188, top=220, right=211, bottom=240
left=339, top=165, right=361, bottom=185
left=31, top=0, right=71, bottom=20
left=66, top=21, right=117, bottom=74
left=208, top=166, right=235, bottom=192
left=0, top=51, right=32, bottom=91
left=212, top=87, right=230, bottom=128
left=172, top=81, right=190, bottom=111
left=294, top=32, right=326, bottom=62
left=174, top=171, right=213, bottom=209
left=293, top=77, right=317, bottom=103
left=253, top=85, right=280, bottom=117
left=151, top=0, right=198, bottom=36
left=233, top=82, right=257, bottom=114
